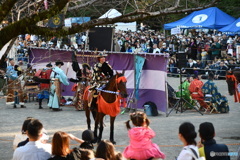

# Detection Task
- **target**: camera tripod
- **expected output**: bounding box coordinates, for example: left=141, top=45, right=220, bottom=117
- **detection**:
left=166, top=69, right=203, bottom=117
left=121, top=91, right=137, bottom=114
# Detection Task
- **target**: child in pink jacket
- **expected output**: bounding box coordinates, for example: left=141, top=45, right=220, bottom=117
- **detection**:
left=123, top=111, right=165, bottom=160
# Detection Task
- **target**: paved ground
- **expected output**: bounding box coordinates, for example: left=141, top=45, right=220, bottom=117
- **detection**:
left=0, top=76, right=239, bottom=160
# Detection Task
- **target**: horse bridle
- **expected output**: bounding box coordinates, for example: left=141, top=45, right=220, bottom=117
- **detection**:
left=96, top=76, right=127, bottom=95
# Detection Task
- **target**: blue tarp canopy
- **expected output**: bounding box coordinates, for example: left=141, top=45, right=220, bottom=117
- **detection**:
left=164, top=7, right=236, bottom=30
left=219, top=17, right=240, bottom=35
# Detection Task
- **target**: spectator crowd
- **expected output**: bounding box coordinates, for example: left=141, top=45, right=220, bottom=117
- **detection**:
left=14, top=28, right=240, bottom=79
left=12, top=112, right=238, bottom=160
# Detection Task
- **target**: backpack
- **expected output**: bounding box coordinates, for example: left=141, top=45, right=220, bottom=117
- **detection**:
left=143, top=101, right=159, bottom=116
left=186, top=147, right=206, bottom=160
left=70, top=147, right=82, bottom=160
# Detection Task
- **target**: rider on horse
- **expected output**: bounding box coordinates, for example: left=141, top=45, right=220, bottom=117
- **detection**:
left=90, top=52, right=113, bottom=91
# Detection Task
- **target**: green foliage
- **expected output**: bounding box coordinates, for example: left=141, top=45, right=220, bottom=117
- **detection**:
left=217, top=0, right=239, bottom=18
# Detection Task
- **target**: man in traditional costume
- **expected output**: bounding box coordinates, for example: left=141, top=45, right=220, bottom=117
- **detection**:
left=231, top=68, right=240, bottom=103
left=189, top=74, right=209, bottom=109
left=202, top=72, right=229, bottom=113
left=176, top=76, right=193, bottom=108
left=70, top=51, right=92, bottom=110
left=6, top=58, right=26, bottom=108
left=35, top=63, right=52, bottom=109
left=91, top=52, right=113, bottom=89
left=48, top=60, right=69, bottom=111
left=87, top=52, right=113, bottom=109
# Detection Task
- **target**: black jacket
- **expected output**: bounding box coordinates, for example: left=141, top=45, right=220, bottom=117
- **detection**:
left=17, top=138, right=29, bottom=148
left=204, top=139, right=230, bottom=160
left=101, top=62, right=113, bottom=78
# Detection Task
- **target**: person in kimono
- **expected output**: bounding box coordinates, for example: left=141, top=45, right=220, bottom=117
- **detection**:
left=176, top=75, right=193, bottom=108
left=91, top=52, right=113, bottom=90
left=35, top=63, right=52, bottom=109
left=189, top=74, right=209, bottom=109
left=48, top=60, right=69, bottom=111
left=70, top=51, right=92, bottom=110
left=6, top=58, right=26, bottom=108
left=202, top=72, right=229, bottom=113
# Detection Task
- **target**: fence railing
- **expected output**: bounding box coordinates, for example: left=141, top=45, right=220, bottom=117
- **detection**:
left=167, top=66, right=233, bottom=79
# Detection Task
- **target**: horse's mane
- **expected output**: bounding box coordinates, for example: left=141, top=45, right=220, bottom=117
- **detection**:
left=104, top=73, right=124, bottom=90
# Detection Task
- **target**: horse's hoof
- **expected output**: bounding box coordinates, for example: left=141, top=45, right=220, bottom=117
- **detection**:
left=110, top=140, right=116, bottom=145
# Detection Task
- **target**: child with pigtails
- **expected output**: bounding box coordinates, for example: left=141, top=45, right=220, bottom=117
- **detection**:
left=122, top=111, right=165, bottom=160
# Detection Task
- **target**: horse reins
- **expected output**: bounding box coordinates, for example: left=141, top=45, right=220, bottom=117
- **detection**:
left=95, top=76, right=127, bottom=95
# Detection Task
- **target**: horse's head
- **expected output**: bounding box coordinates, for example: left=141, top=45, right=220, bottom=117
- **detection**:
left=115, top=72, right=128, bottom=98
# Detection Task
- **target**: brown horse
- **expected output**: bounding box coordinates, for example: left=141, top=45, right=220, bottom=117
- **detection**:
left=83, top=72, right=128, bottom=144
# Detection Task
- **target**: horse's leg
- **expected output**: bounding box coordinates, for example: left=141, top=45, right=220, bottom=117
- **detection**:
left=110, top=116, right=116, bottom=144
left=83, top=100, right=91, bottom=130
left=93, top=112, right=99, bottom=143
left=91, top=110, right=97, bottom=120
left=97, top=112, right=105, bottom=143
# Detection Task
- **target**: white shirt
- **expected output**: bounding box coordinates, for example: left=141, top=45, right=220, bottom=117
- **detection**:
left=82, top=35, right=87, bottom=42
left=177, top=145, right=199, bottom=160
left=153, top=48, right=161, bottom=54
left=12, top=141, right=51, bottom=160
left=13, top=134, right=28, bottom=150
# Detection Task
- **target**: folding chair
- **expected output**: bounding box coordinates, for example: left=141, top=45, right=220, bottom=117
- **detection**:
left=192, top=99, right=208, bottom=112
left=204, top=94, right=219, bottom=114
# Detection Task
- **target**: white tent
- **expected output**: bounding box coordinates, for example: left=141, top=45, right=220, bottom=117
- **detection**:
left=0, top=41, right=15, bottom=59
left=99, top=9, right=137, bottom=32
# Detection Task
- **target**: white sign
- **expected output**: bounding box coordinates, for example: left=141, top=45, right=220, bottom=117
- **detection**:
left=236, top=22, right=240, bottom=27
left=192, top=14, right=208, bottom=23
left=171, top=28, right=181, bottom=35
left=64, top=18, right=72, bottom=27
left=237, top=45, right=240, bottom=60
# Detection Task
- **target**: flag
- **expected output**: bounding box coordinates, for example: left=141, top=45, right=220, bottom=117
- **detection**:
left=44, top=0, right=48, bottom=10
left=29, top=49, right=168, bottom=112
left=47, top=14, right=64, bottom=28
left=134, top=55, right=145, bottom=100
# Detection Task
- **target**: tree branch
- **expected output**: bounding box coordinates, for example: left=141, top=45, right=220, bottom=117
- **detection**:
left=164, top=0, right=180, bottom=11
left=0, top=0, right=18, bottom=23
left=68, top=0, right=98, bottom=11
left=19, top=0, right=219, bottom=39
left=0, top=0, right=69, bottom=49
left=0, top=0, right=220, bottom=50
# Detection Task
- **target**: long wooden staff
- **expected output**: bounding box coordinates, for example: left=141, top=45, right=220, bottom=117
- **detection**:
left=65, top=62, right=70, bottom=76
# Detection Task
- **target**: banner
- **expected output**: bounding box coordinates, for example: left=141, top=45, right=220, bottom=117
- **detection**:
left=237, top=45, right=240, bottom=60
left=171, top=28, right=181, bottom=35
left=134, top=55, right=145, bottom=100
left=29, top=49, right=168, bottom=112
left=47, top=14, right=64, bottom=28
